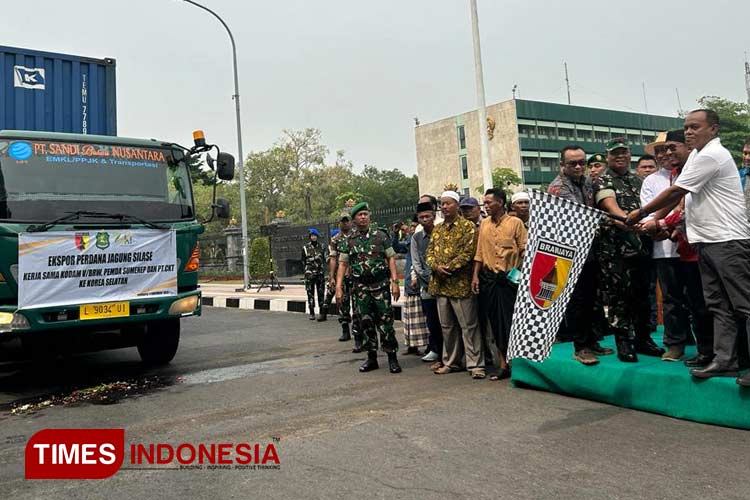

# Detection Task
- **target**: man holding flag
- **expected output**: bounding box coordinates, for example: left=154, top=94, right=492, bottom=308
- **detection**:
left=548, top=146, right=613, bottom=365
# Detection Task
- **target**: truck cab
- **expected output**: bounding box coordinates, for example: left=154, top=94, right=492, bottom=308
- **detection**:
left=0, top=130, right=232, bottom=364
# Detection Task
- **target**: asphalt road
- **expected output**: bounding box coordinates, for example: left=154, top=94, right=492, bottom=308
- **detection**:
left=0, top=308, right=748, bottom=500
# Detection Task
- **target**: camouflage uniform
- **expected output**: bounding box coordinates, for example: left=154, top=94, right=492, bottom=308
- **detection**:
left=302, top=241, right=326, bottom=314
left=593, top=167, right=652, bottom=344
left=339, top=229, right=398, bottom=353
left=323, top=230, right=362, bottom=341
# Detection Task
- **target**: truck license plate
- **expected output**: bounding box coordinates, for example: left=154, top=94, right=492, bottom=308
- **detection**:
left=80, top=301, right=130, bottom=320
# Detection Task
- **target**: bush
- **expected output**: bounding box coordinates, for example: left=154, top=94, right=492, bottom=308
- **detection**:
left=248, top=237, right=272, bottom=279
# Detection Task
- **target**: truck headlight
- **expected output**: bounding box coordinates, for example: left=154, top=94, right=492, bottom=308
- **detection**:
left=0, top=312, right=30, bottom=333
left=168, top=296, right=199, bottom=315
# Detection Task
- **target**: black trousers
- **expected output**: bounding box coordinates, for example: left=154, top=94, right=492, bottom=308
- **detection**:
left=558, top=257, right=598, bottom=351
left=696, top=240, right=750, bottom=367
left=681, top=261, right=714, bottom=356
left=421, top=298, right=443, bottom=356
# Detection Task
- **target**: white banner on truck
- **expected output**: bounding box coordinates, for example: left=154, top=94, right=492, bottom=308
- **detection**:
left=18, top=229, right=177, bottom=309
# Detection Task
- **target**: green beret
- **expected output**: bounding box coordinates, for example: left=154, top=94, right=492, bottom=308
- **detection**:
left=350, top=201, right=369, bottom=217
left=587, top=153, right=606, bottom=165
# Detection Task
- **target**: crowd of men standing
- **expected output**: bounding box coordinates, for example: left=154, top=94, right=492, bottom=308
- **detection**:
left=301, top=108, right=750, bottom=389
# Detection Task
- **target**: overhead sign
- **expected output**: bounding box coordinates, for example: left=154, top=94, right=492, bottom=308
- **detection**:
left=18, top=229, right=177, bottom=309
left=13, top=65, right=46, bottom=90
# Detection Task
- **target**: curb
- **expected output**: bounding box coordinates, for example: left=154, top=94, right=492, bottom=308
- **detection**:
left=202, top=295, right=404, bottom=322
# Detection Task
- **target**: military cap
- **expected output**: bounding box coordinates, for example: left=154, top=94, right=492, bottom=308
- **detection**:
left=605, top=137, right=629, bottom=152
left=350, top=201, right=369, bottom=218
left=587, top=153, right=606, bottom=165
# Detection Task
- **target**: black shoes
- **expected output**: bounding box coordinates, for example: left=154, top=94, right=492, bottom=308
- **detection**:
left=387, top=352, right=402, bottom=374
left=352, top=337, right=363, bottom=353
left=338, top=323, right=351, bottom=342
left=317, top=306, right=327, bottom=322
left=590, top=342, right=614, bottom=356
left=737, top=371, right=750, bottom=387
left=405, top=346, right=420, bottom=355
left=685, top=353, right=713, bottom=368
left=359, top=351, right=379, bottom=372
left=616, top=338, right=638, bottom=363
left=634, top=337, right=666, bottom=357
left=690, top=361, right=739, bottom=379
left=309, top=312, right=316, bottom=320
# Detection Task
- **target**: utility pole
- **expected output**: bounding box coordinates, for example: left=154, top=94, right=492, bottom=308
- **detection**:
left=564, top=62, right=571, bottom=105
left=469, top=0, right=493, bottom=190
left=642, top=82, right=649, bottom=113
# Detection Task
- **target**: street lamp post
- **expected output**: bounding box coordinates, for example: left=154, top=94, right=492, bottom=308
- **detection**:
left=182, top=0, right=251, bottom=290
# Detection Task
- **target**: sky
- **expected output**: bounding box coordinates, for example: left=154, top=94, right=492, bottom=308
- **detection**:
left=3, top=0, right=749, bottom=175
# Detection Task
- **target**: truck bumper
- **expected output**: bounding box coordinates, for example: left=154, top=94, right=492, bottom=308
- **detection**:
left=0, top=290, right=202, bottom=337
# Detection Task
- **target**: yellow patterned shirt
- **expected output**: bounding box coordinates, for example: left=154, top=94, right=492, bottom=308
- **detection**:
left=425, top=217, right=476, bottom=298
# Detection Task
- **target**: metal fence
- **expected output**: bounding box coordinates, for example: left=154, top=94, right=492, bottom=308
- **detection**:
left=198, top=234, right=227, bottom=271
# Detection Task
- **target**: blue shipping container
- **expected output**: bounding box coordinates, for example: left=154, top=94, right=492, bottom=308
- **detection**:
left=0, top=45, right=116, bottom=135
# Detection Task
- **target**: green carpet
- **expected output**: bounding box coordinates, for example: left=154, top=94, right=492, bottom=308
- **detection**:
left=511, top=329, right=750, bottom=429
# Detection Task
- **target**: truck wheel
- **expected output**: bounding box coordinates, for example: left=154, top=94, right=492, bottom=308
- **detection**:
left=137, top=319, right=180, bottom=365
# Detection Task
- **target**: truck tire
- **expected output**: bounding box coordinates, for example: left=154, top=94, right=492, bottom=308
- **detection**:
left=137, top=319, right=180, bottom=365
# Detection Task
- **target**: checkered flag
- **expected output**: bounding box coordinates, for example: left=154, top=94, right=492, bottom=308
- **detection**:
left=508, top=190, right=605, bottom=362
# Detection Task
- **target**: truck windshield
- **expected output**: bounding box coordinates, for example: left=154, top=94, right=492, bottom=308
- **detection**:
left=0, top=139, right=194, bottom=223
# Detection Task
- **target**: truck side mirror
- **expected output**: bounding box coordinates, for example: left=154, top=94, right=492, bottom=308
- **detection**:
left=216, top=152, right=235, bottom=181
left=215, top=198, right=230, bottom=219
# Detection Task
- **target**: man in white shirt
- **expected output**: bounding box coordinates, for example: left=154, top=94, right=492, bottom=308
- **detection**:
left=640, top=150, right=691, bottom=361
left=626, top=109, right=750, bottom=384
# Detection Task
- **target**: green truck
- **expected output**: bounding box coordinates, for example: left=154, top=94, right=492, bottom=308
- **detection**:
left=0, top=130, right=233, bottom=364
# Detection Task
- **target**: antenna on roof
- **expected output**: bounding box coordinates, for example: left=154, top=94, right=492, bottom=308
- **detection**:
left=564, top=62, right=571, bottom=105
left=642, top=82, right=649, bottom=113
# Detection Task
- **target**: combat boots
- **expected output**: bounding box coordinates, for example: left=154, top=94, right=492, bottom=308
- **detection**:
left=352, top=336, right=363, bottom=353
left=316, top=305, right=327, bottom=322
left=615, top=333, right=638, bottom=363
left=359, top=351, right=379, bottom=372
left=387, top=352, right=402, bottom=374
left=338, top=323, right=351, bottom=342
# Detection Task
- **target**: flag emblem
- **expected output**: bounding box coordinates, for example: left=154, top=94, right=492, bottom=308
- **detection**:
left=75, top=233, right=90, bottom=252
left=529, top=239, right=575, bottom=309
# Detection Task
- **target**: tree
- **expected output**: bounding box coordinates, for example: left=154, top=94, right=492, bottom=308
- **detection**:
left=490, top=167, right=523, bottom=196
left=186, top=154, right=215, bottom=186
left=696, top=96, right=750, bottom=163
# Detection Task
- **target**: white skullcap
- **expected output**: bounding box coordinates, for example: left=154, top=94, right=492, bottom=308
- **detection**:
left=440, top=190, right=460, bottom=202
left=511, top=192, right=530, bottom=203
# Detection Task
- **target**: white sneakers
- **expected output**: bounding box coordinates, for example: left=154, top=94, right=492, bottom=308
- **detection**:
left=421, top=351, right=439, bottom=362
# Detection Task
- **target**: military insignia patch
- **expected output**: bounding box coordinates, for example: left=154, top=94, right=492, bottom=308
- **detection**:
left=95, top=232, right=110, bottom=250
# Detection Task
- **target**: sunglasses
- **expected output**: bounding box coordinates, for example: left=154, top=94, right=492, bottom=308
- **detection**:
left=563, top=160, right=586, bottom=167
left=664, top=144, right=681, bottom=152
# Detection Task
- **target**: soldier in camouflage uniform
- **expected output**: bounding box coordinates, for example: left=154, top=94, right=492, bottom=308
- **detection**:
left=336, top=202, right=403, bottom=373
left=593, top=138, right=665, bottom=362
left=302, top=228, right=326, bottom=320
left=321, top=210, right=364, bottom=352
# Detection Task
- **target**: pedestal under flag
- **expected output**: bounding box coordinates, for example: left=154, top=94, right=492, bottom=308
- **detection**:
left=508, top=191, right=604, bottom=362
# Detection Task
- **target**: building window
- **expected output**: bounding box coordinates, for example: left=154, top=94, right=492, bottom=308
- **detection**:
left=460, top=156, right=469, bottom=180
left=642, top=132, right=656, bottom=143
left=537, top=125, right=556, bottom=139
left=627, top=133, right=642, bottom=145
left=458, top=125, right=466, bottom=150
left=518, top=124, right=536, bottom=137
left=522, top=155, right=539, bottom=171
left=594, top=130, right=610, bottom=142
left=463, top=188, right=470, bottom=196
left=576, top=128, right=593, bottom=142
left=540, top=157, right=558, bottom=171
